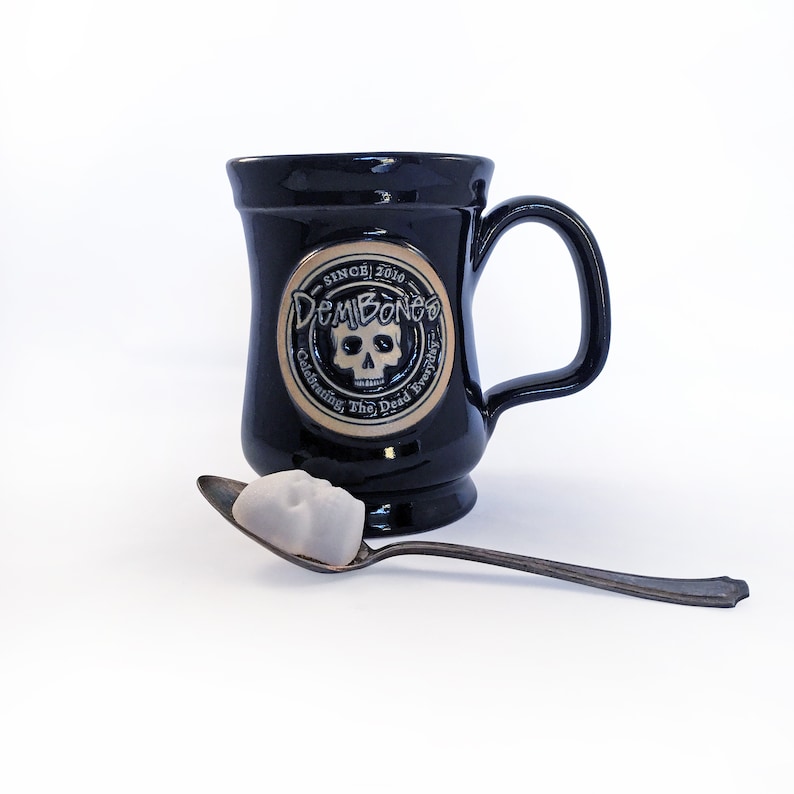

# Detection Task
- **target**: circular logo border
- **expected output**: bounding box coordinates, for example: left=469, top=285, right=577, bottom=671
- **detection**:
left=277, top=240, right=455, bottom=439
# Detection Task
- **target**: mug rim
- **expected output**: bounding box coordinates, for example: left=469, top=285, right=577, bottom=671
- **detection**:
left=227, top=152, right=495, bottom=209
left=227, top=151, right=494, bottom=168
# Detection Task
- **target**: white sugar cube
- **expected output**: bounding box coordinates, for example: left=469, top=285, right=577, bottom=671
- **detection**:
left=231, top=470, right=365, bottom=566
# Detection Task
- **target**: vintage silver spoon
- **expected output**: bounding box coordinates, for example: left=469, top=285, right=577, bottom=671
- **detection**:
left=197, top=475, right=749, bottom=607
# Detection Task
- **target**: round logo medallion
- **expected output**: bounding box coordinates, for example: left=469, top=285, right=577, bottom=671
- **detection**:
left=277, top=240, right=455, bottom=438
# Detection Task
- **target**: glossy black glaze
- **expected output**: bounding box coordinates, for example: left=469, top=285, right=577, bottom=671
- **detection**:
left=227, top=153, right=610, bottom=535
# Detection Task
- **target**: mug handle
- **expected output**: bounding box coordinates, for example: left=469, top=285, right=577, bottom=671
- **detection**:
left=475, top=196, right=611, bottom=435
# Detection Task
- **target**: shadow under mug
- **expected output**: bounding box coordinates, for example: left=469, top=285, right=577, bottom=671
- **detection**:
left=227, top=152, right=610, bottom=536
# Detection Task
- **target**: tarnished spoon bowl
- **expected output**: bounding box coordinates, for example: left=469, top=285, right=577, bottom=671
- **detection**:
left=197, top=475, right=749, bottom=608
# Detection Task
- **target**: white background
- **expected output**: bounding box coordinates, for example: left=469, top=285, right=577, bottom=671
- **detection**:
left=2, top=1, right=792, bottom=791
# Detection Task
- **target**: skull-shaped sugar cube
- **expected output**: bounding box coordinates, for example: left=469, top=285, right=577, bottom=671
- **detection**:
left=232, top=470, right=365, bottom=566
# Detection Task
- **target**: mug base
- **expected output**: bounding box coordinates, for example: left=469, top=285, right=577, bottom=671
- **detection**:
left=359, top=476, right=477, bottom=537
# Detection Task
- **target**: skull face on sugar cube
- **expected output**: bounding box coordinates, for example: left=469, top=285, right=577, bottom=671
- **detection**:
left=231, top=470, right=365, bottom=566
left=330, top=319, right=402, bottom=388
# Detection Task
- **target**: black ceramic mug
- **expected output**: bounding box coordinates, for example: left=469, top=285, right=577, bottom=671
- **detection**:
left=227, top=152, right=610, bottom=536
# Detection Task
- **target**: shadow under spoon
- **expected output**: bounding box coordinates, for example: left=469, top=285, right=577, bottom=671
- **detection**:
left=197, top=475, right=749, bottom=608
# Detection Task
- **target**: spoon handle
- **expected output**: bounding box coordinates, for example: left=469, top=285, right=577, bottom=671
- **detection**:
left=369, top=541, right=749, bottom=607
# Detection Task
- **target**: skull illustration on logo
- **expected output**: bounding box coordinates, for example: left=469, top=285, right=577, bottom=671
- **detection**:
left=330, top=320, right=402, bottom=388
